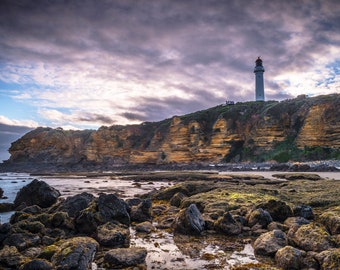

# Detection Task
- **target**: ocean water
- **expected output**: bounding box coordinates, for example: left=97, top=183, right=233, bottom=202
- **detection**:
left=0, top=173, right=34, bottom=223
left=0, top=172, right=170, bottom=223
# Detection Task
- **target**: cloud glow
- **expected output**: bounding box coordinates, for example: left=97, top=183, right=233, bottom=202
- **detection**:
left=0, top=0, right=339, bottom=130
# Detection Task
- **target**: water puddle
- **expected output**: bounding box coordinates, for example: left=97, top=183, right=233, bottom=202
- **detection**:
left=131, top=224, right=258, bottom=269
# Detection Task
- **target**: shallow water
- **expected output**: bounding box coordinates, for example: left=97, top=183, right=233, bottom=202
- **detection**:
left=131, top=226, right=257, bottom=269
left=0, top=172, right=262, bottom=269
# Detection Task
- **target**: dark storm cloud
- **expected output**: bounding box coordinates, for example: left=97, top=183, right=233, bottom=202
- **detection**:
left=0, top=0, right=339, bottom=125
left=123, top=88, right=228, bottom=123
left=77, top=113, right=115, bottom=125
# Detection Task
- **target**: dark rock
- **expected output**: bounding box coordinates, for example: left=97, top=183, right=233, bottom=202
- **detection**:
left=0, top=222, right=11, bottom=245
left=247, top=208, right=273, bottom=228
left=21, top=205, right=43, bottom=214
left=315, top=248, right=340, bottom=269
left=97, top=194, right=130, bottom=225
left=275, top=246, right=306, bottom=270
left=0, top=202, right=14, bottom=212
left=58, top=192, right=94, bottom=217
left=126, top=198, right=143, bottom=207
left=96, top=222, right=130, bottom=248
left=4, top=232, right=41, bottom=251
left=22, top=246, right=42, bottom=258
left=284, top=216, right=310, bottom=227
left=267, top=221, right=289, bottom=232
left=130, top=198, right=152, bottom=222
left=103, top=247, right=147, bottom=268
left=293, top=205, right=314, bottom=220
left=152, top=185, right=189, bottom=200
left=258, top=200, right=293, bottom=222
left=170, top=192, right=187, bottom=207
left=50, top=212, right=74, bottom=230
left=0, top=245, right=26, bottom=268
left=20, top=259, right=53, bottom=270
left=135, top=221, right=155, bottom=233
left=14, top=179, right=60, bottom=209
left=0, top=187, right=3, bottom=198
left=174, top=204, right=205, bottom=235
left=75, top=207, right=98, bottom=235
left=13, top=220, right=45, bottom=234
left=301, top=251, right=319, bottom=269
left=51, top=236, right=99, bottom=270
left=254, top=229, right=287, bottom=256
left=270, top=164, right=290, bottom=171
left=214, top=212, right=242, bottom=235
left=319, top=210, right=340, bottom=235
left=288, top=223, right=334, bottom=252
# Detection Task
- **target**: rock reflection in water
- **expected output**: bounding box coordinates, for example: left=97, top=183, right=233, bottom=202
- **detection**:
left=130, top=224, right=258, bottom=270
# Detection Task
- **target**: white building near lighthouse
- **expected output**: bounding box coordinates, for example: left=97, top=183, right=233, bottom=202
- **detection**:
left=254, top=57, right=265, bottom=101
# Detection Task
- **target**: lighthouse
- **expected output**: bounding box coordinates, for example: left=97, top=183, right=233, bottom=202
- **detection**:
left=254, top=57, right=265, bottom=101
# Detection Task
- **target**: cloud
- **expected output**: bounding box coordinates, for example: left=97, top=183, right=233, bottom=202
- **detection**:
left=0, top=115, right=38, bottom=128
left=0, top=0, right=339, bottom=130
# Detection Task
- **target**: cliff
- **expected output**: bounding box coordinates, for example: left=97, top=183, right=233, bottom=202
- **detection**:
left=3, top=94, right=340, bottom=170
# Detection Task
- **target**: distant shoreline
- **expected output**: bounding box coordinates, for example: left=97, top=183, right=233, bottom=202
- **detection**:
left=1, top=160, right=339, bottom=174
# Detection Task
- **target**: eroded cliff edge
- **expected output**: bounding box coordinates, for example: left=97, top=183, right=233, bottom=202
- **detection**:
left=3, top=94, right=340, bottom=171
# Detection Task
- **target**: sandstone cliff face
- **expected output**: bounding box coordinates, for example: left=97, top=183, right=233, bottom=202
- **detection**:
left=6, top=94, right=340, bottom=167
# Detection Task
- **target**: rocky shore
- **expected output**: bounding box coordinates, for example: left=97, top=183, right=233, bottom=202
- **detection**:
left=1, top=160, right=340, bottom=174
left=0, top=171, right=339, bottom=269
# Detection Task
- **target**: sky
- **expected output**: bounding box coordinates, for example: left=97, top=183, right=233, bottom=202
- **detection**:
left=0, top=0, right=339, bottom=162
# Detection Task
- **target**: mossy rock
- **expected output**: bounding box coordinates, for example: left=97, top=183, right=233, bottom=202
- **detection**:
left=289, top=223, right=335, bottom=252
left=319, top=209, right=340, bottom=235
left=316, top=248, right=340, bottom=269
left=13, top=220, right=45, bottom=234
left=272, top=173, right=322, bottom=181
left=39, top=244, right=60, bottom=260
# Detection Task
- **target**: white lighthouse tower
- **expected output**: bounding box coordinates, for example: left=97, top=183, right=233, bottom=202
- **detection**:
left=254, top=57, right=265, bottom=101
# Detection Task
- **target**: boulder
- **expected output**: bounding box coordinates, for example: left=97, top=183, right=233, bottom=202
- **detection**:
left=130, top=198, right=152, bottom=222
left=0, top=187, right=3, bottom=198
left=95, top=222, right=130, bottom=248
left=51, top=237, right=99, bottom=270
left=253, top=229, right=287, bottom=256
left=247, top=208, right=272, bottom=228
left=97, top=194, right=130, bottom=225
left=58, top=192, right=94, bottom=217
left=275, top=246, right=306, bottom=270
left=293, top=205, right=314, bottom=220
left=135, top=221, right=155, bottom=233
left=258, top=200, right=293, bottom=222
left=0, top=222, right=11, bottom=245
left=0, top=202, right=14, bottom=212
left=4, top=233, right=41, bottom=251
left=0, top=245, right=26, bottom=268
left=174, top=204, right=205, bottom=235
left=170, top=192, right=187, bottom=207
left=75, top=207, right=98, bottom=235
left=14, top=179, right=60, bottom=209
left=267, top=221, right=289, bottom=232
left=13, top=220, right=45, bottom=234
left=315, top=248, right=340, bottom=269
left=284, top=216, right=310, bottom=228
left=214, top=212, right=242, bottom=235
left=288, top=223, right=334, bottom=252
left=20, top=259, right=53, bottom=270
left=75, top=194, right=130, bottom=234
left=103, top=247, right=147, bottom=268
left=319, top=210, right=340, bottom=235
